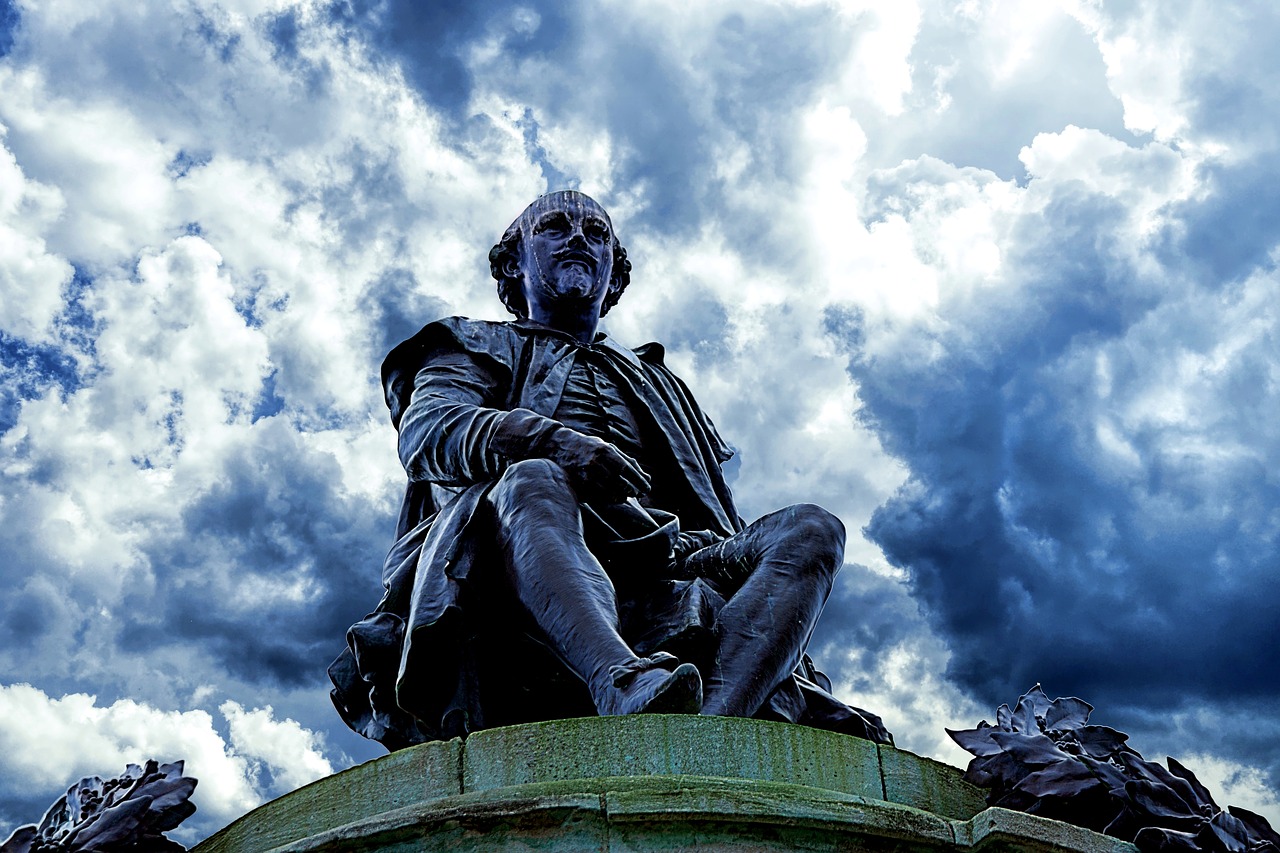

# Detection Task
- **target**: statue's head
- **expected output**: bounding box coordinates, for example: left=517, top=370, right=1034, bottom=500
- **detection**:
left=489, top=191, right=632, bottom=320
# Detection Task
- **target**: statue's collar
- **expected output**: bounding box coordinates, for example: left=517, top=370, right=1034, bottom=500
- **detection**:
left=511, top=319, right=642, bottom=369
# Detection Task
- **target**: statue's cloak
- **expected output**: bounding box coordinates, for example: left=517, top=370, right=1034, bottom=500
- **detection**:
left=330, top=317, right=890, bottom=749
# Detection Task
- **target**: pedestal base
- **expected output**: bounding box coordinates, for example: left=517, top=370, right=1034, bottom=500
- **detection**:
left=193, top=715, right=1134, bottom=853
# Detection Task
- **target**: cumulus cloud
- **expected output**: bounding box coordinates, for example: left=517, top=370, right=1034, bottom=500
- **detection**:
left=220, top=700, right=333, bottom=793
left=833, top=2, right=1280, bottom=811
left=0, top=133, right=71, bottom=341
left=2, top=0, right=1279, bottom=841
left=0, top=684, right=330, bottom=840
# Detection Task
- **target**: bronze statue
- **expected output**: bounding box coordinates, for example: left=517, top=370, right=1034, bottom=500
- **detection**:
left=0, top=760, right=197, bottom=853
left=330, top=191, right=890, bottom=749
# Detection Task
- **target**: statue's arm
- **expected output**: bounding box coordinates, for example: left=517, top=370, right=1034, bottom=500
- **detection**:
left=397, top=350, right=650, bottom=499
left=396, top=350, right=560, bottom=485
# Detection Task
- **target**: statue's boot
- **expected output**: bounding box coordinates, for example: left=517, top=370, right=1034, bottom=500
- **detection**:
left=594, top=654, right=703, bottom=716
left=490, top=459, right=703, bottom=717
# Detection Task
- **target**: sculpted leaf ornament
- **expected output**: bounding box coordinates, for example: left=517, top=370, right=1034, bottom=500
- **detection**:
left=0, top=760, right=196, bottom=853
left=949, top=685, right=1278, bottom=853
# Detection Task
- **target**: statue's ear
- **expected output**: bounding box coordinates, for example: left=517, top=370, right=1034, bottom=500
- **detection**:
left=501, top=251, right=524, bottom=281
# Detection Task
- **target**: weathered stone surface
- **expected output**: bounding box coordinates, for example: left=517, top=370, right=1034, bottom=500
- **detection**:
left=463, top=714, right=882, bottom=798
left=957, top=807, right=1137, bottom=853
left=274, top=794, right=607, bottom=853
left=604, top=778, right=956, bottom=847
left=193, top=716, right=1135, bottom=853
left=879, top=742, right=988, bottom=821
left=195, top=738, right=461, bottom=853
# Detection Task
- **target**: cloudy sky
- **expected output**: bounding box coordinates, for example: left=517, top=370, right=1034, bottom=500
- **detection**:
left=1, top=0, right=1278, bottom=842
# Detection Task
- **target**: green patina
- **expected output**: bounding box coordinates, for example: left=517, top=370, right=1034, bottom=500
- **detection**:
left=193, top=715, right=1133, bottom=853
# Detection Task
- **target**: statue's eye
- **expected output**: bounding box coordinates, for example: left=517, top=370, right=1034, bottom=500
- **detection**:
left=585, top=221, right=610, bottom=241
left=535, top=214, right=569, bottom=235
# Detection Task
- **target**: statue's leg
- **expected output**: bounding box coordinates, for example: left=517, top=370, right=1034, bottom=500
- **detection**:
left=691, top=503, right=845, bottom=718
left=486, top=459, right=701, bottom=715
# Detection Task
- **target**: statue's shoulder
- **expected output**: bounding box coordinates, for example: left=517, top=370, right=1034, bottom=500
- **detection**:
left=426, top=316, right=519, bottom=351
left=630, top=340, right=697, bottom=386
left=631, top=340, right=668, bottom=366
left=380, top=317, right=521, bottom=424
left=383, top=316, right=518, bottom=372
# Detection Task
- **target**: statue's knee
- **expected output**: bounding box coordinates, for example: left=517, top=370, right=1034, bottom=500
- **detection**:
left=498, top=457, right=570, bottom=489
left=785, top=503, right=846, bottom=562
left=492, top=458, right=572, bottom=504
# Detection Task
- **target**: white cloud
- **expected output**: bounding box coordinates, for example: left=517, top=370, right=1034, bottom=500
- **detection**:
left=2, top=0, right=1280, bottom=839
left=833, top=633, right=984, bottom=769
left=1178, top=752, right=1280, bottom=827
left=0, top=66, right=176, bottom=267
left=1019, top=125, right=1196, bottom=240
left=1062, top=0, right=1192, bottom=141
left=0, top=683, right=333, bottom=831
left=829, top=0, right=922, bottom=116
left=220, top=700, right=333, bottom=792
left=0, top=128, right=72, bottom=341
left=0, top=236, right=271, bottom=595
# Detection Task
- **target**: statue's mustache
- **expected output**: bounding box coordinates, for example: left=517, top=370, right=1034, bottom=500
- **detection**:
left=553, top=248, right=596, bottom=269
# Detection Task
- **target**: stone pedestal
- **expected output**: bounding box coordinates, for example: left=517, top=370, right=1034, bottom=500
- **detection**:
left=193, top=715, right=1134, bottom=853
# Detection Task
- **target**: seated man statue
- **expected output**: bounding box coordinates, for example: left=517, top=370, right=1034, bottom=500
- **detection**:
left=330, top=191, right=890, bottom=749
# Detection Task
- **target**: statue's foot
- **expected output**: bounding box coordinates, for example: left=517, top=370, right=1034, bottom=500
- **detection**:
left=597, top=654, right=703, bottom=716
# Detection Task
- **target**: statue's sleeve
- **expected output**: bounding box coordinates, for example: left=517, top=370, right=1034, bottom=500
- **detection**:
left=396, top=350, right=563, bottom=486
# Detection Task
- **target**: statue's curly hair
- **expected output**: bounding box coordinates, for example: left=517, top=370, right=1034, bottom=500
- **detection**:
left=488, top=218, right=632, bottom=319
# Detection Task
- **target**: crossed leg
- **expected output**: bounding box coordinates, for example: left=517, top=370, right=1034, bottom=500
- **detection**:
left=485, top=458, right=701, bottom=715
left=487, top=459, right=843, bottom=720
left=684, top=503, right=845, bottom=718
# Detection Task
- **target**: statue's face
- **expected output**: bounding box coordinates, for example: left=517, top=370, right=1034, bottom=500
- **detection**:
left=515, top=191, right=615, bottom=320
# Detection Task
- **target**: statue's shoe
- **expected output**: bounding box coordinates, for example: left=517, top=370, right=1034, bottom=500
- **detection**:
left=597, top=654, right=703, bottom=716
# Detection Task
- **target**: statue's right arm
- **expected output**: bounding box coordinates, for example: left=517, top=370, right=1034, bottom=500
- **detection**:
left=396, top=350, right=651, bottom=499
left=395, top=350, right=560, bottom=486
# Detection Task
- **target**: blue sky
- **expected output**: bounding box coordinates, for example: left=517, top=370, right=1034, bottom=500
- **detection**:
left=1, top=0, right=1278, bottom=842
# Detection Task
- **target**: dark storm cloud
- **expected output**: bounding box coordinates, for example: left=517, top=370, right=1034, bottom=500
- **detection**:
left=585, top=6, right=845, bottom=235
left=635, top=285, right=732, bottom=371
left=809, top=565, right=922, bottom=665
left=1159, top=13, right=1280, bottom=283
left=1174, top=155, right=1280, bottom=284
left=117, top=419, right=392, bottom=687
left=0, top=575, right=66, bottom=650
left=846, top=139, right=1280, bottom=787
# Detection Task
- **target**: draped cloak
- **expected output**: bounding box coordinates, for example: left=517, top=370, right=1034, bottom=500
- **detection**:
left=329, top=317, right=891, bottom=749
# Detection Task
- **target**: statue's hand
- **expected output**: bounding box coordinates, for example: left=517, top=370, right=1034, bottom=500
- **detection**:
left=539, top=427, right=651, bottom=502
left=665, top=529, right=723, bottom=579
left=674, top=530, right=720, bottom=562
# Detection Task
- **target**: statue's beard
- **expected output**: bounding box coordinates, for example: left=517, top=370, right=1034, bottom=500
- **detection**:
left=539, top=264, right=600, bottom=303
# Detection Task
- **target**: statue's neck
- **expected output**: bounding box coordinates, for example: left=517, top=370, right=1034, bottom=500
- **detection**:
left=523, top=307, right=600, bottom=345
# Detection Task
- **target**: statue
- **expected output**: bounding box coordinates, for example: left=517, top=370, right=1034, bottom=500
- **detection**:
left=330, top=191, right=890, bottom=749
left=948, top=685, right=1280, bottom=853
left=0, top=760, right=197, bottom=853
